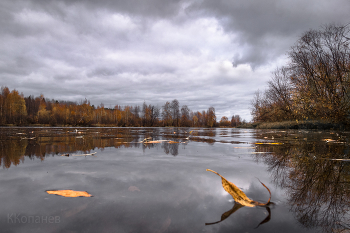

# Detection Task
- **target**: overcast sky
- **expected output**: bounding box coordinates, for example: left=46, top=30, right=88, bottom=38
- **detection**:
left=1, top=0, right=349, bottom=121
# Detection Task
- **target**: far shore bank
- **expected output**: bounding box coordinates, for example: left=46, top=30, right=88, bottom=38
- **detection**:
left=1, top=121, right=349, bottom=130
left=238, top=120, right=350, bottom=130
left=0, top=124, right=209, bottom=128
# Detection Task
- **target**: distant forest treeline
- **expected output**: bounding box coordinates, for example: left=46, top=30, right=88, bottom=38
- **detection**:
left=0, top=86, right=242, bottom=127
left=251, top=24, right=350, bottom=124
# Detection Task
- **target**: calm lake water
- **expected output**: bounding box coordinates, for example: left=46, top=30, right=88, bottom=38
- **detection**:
left=0, top=127, right=349, bottom=233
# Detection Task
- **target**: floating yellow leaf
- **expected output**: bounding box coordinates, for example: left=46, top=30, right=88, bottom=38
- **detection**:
left=206, top=169, right=270, bottom=207
left=322, top=139, right=336, bottom=142
left=168, top=141, right=180, bottom=144
left=46, top=190, right=92, bottom=197
left=328, top=159, right=350, bottom=161
left=255, top=142, right=283, bottom=145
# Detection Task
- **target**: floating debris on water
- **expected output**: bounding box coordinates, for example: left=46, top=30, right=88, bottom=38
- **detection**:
left=46, top=190, right=92, bottom=197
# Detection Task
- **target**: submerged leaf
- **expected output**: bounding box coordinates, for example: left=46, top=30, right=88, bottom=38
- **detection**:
left=255, top=207, right=271, bottom=229
left=46, top=190, right=92, bottom=197
left=205, top=202, right=244, bottom=225
left=206, top=169, right=270, bottom=207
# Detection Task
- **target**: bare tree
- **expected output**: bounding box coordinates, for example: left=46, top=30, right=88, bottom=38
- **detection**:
left=149, top=104, right=159, bottom=126
left=180, top=105, right=191, bottom=127
left=251, top=23, right=350, bottom=123
left=162, top=101, right=172, bottom=126
left=265, top=67, right=294, bottom=121
left=231, top=115, right=241, bottom=127
left=289, top=24, right=350, bottom=121
left=207, top=107, right=216, bottom=127
left=170, top=99, right=180, bottom=126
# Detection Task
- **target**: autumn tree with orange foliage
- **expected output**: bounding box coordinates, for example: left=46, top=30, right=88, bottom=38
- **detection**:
left=0, top=86, right=242, bottom=127
left=219, top=116, right=230, bottom=127
left=0, top=87, right=27, bottom=125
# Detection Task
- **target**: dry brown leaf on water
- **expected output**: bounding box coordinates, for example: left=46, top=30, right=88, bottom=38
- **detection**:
left=168, top=141, right=181, bottom=144
left=142, top=139, right=185, bottom=144
left=206, top=169, right=271, bottom=207
left=21, top=137, right=36, bottom=140
left=327, top=159, right=350, bottom=161
left=255, top=142, right=283, bottom=145
left=46, top=190, right=92, bottom=197
left=322, top=139, right=336, bottom=142
left=205, top=197, right=272, bottom=226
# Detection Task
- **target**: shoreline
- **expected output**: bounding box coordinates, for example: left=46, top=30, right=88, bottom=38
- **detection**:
left=238, top=120, right=349, bottom=130
left=1, top=121, right=349, bottom=130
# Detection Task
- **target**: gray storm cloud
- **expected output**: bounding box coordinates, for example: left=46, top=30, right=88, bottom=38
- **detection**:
left=0, top=0, right=349, bottom=121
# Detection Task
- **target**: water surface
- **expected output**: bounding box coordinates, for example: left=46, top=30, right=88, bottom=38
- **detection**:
left=0, top=127, right=349, bottom=232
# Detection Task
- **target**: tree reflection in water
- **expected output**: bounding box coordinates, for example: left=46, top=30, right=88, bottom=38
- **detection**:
left=254, top=138, right=350, bottom=232
left=0, top=127, right=202, bottom=168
